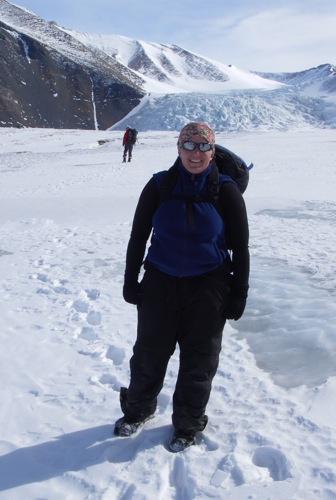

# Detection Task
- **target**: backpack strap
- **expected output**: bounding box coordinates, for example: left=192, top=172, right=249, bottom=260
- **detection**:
left=207, top=163, right=220, bottom=204
left=158, top=159, right=180, bottom=203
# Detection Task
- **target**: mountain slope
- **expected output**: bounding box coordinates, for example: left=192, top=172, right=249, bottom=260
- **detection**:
left=0, top=0, right=335, bottom=131
left=65, top=31, right=283, bottom=94
left=66, top=32, right=336, bottom=131
left=0, top=0, right=145, bottom=129
left=255, top=64, right=336, bottom=94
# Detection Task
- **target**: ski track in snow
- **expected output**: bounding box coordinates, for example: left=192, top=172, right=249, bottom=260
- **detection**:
left=0, top=128, right=336, bottom=499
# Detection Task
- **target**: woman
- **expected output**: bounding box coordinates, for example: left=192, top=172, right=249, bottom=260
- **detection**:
left=114, top=122, right=249, bottom=452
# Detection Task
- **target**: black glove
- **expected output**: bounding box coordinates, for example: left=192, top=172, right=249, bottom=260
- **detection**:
left=226, top=282, right=248, bottom=321
left=123, top=279, right=141, bottom=305
left=226, top=295, right=246, bottom=320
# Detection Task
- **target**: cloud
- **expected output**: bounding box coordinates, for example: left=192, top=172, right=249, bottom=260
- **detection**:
left=187, top=6, right=336, bottom=71
left=14, top=0, right=336, bottom=72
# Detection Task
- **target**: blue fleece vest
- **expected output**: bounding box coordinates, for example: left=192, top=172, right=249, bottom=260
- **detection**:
left=146, top=162, right=232, bottom=277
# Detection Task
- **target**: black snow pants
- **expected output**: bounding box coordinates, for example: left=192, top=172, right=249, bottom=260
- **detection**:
left=122, top=264, right=230, bottom=432
left=123, top=142, right=133, bottom=161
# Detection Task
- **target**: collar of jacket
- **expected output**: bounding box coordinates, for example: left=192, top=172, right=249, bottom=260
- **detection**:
left=177, top=158, right=212, bottom=181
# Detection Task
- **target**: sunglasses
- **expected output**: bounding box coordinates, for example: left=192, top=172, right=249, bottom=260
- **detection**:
left=181, top=141, right=214, bottom=152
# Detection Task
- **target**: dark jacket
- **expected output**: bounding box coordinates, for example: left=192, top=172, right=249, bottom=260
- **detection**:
left=125, top=160, right=249, bottom=293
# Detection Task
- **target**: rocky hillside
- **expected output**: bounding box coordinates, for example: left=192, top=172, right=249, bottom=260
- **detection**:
left=0, top=0, right=145, bottom=129
left=0, top=0, right=335, bottom=131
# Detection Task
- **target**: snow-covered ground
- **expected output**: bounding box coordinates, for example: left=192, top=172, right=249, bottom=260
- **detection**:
left=0, top=127, right=336, bottom=499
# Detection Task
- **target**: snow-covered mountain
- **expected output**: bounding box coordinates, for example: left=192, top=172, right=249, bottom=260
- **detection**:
left=0, top=0, right=335, bottom=131
left=65, top=31, right=283, bottom=94
left=255, top=64, right=336, bottom=93
left=64, top=30, right=336, bottom=131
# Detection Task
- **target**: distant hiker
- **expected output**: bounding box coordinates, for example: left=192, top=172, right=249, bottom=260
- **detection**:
left=114, top=122, right=250, bottom=452
left=122, top=126, right=138, bottom=162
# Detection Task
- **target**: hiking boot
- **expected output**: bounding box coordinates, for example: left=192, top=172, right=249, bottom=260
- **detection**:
left=114, top=414, right=154, bottom=437
left=128, top=158, right=131, bottom=162
left=122, top=158, right=126, bottom=163
left=168, top=430, right=196, bottom=453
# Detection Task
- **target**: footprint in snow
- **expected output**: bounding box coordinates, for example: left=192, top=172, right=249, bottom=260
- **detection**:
left=211, top=446, right=291, bottom=488
left=86, top=310, right=102, bottom=326
left=212, top=454, right=245, bottom=487
left=85, top=288, right=100, bottom=300
left=30, top=272, right=49, bottom=283
left=252, top=446, right=292, bottom=481
left=71, top=298, right=102, bottom=325
left=89, top=373, right=119, bottom=390
left=72, top=299, right=89, bottom=313
left=105, top=345, right=125, bottom=365
left=78, top=326, right=97, bottom=341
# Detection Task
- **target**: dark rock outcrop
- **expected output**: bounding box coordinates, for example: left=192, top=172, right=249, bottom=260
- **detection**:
left=0, top=20, right=145, bottom=129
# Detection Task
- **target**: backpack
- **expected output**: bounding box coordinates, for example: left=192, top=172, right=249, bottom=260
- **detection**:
left=128, top=128, right=138, bottom=145
left=213, top=144, right=252, bottom=194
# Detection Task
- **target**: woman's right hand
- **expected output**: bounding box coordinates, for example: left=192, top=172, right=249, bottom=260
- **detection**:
left=123, top=280, right=141, bottom=305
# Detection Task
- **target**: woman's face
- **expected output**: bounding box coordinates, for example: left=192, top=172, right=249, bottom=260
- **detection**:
left=178, top=135, right=214, bottom=174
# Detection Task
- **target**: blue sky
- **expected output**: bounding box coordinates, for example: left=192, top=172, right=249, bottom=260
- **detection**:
left=13, top=0, right=336, bottom=72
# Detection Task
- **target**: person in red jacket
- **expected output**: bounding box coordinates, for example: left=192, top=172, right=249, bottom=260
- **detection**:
left=122, top=127, right=134, bottom=163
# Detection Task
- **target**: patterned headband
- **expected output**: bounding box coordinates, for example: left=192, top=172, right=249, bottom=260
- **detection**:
left=178, top=122, right=215, bottom=145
